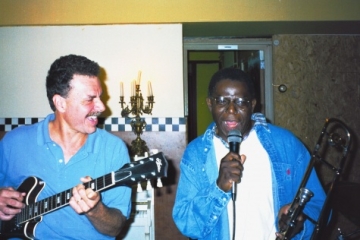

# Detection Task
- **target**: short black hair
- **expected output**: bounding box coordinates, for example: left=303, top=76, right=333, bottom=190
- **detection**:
left=208, top=68, right=256, bottom=99
left=46, top=54, right=100, bottom=111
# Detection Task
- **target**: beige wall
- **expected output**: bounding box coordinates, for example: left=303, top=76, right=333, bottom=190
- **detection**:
left=0, top=24, right=183, bottom=118
left=1, top=0, right=359, bottom=25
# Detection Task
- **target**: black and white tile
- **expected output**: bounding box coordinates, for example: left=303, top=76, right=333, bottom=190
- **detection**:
left=0, top=117, right=186, bottom=132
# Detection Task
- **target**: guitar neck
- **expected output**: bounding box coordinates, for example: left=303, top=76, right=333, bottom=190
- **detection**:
left=16, top=171, right=122, bottom=224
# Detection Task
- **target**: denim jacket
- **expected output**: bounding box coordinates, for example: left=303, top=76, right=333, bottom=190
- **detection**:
left=172, top=113, right=326, bottom=240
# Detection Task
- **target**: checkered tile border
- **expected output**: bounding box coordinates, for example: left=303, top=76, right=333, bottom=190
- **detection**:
left=0, top=117, right=186, bottom=132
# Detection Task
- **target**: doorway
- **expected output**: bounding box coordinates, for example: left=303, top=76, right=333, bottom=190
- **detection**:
left=184, top=39, right=273, bottom=142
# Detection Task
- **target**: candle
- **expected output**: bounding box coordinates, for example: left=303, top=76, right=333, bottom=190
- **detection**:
left=147, top=81, right=150, bottom=96
left=137, top=71, right=142, bottom=85
left=120, top=82, right=124, bottom=97
left=148, top=81, right=153, bottom=96
left=131, top=80, right=134, bottom=96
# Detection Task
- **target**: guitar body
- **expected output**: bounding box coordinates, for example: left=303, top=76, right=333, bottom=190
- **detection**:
left=1, top=176, right=44, bottom=240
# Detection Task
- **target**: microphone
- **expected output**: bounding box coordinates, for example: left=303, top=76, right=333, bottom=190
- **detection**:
left=227, top=130, right=243, bottom=201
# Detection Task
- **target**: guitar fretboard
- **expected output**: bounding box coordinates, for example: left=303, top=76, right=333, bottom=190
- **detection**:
left=16, top=172, right=115, bottom=224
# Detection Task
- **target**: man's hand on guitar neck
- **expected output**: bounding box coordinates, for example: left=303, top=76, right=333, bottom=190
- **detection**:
left=69, top=176, right=126, bottom=236
left=0, top=187, right=25, bottom=221
left=69, top=176, right=100, bottom=214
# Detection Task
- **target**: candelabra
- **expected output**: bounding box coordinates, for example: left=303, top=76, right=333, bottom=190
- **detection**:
left=120, top=77, right=154, bottom=157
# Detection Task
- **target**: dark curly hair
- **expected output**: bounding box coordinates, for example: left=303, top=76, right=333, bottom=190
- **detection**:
left=46, top=54, right=100, bottom=111
left=207, top=67, right=256, bottom=99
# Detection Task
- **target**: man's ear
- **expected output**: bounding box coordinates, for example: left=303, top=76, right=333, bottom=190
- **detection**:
left=206, top=98, right=212, bottom=112
left=251, top=99, right=257, bottom=112
left=52, top=94, right=66, bottom=113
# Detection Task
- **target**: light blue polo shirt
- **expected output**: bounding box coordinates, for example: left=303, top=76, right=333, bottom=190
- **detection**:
left=0, top=113, right=132, bottom=239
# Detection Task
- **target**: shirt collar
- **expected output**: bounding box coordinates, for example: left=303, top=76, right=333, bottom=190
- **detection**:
left=251, top=112, right=269, bottom=129
left=212, top=124, right=229, bottom=148
left=37, top=113, right=97, bottom=154
left=37, top=113, right=55, bottom=145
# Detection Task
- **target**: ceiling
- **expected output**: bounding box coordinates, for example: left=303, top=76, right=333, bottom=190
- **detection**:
left=182, top=21, right=360, bottom=38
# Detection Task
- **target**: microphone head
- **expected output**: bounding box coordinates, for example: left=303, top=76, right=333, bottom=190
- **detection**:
left=227, top=129, right=243, bottom=143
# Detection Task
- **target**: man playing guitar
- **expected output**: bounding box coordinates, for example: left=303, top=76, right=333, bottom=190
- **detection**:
left=0, top=54, right=132, bottom=239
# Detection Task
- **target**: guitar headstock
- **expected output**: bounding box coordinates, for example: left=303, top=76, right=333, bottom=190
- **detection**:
left=114, top=152, right=168, bottom=186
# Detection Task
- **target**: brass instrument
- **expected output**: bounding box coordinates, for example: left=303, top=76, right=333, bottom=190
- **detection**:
left=276, top=118, right=352, bottom=240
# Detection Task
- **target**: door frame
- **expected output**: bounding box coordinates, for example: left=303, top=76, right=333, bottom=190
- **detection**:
left=183, top=38, right=274, bottom=123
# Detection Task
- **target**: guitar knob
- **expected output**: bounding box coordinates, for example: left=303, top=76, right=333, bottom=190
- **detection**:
left=156, top=178, right=163, bottom=188
left=137, top=182, right=143, bottom=192
left=146, top=180, right=152, bottom=191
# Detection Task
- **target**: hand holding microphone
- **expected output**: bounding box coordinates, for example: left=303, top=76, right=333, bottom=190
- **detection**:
left=228, top=130, right=243, bottom=201
left=216, top=130, right=245, bottom=201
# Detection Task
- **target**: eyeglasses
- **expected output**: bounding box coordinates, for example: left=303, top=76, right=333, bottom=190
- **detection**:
left=211, top=96, right=251, bottom=110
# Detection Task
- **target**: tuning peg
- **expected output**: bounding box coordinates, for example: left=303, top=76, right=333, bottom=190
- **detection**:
left=146, top=180, right=152, bottom=191
left=156, top=178, right=163, bottom=188
left=150, top=149, right=159, bottom=155
left=134, top=152, right=149, bottom=161
left=137, top=182, right=143, bottom=192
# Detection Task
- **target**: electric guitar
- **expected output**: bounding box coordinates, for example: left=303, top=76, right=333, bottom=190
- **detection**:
left=0, top=152, right=168, bottom=240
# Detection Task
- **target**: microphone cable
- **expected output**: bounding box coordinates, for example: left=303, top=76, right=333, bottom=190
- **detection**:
left=232, top=198, right=236, bottom=240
